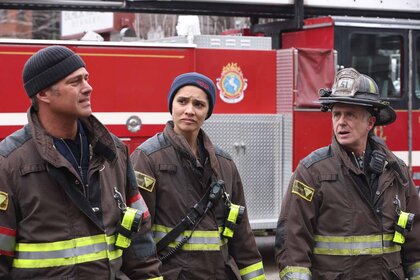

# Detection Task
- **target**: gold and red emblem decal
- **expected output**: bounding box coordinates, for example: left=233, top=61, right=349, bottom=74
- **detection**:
left=0, top=191, right=8, bottom=211
left=216, top=63, right=247, bottom=104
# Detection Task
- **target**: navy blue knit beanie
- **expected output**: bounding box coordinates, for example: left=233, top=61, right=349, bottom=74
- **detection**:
left=168, top=72, right=216, bottom=119
left=23, top=46, right=86, bottom=97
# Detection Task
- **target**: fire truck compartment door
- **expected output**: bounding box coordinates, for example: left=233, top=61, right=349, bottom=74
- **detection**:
left=203, top=114, right=291, bottom=230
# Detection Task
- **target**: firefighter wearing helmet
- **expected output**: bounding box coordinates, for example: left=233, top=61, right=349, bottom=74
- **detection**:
left=275, top=68, right=420, bottom=279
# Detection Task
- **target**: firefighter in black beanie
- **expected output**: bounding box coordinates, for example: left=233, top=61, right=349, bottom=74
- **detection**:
left=0, top=45, right=162, bottom=279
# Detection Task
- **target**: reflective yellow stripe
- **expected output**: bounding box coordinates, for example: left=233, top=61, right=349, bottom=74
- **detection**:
left=223, top=227, right=234, bottom=238
left=367, top=78, right=376, bottom=93
left=228, top=204, right=240, bottom=223
left=313, top=233, right=401, bottom=256
left=13, top=234, right=122, bottom=268
left=222, top=204, right=240, bottom=238
left=279, top=266, right=311, bottom=280
left=239, top=261, right=266, bottom=280
left=116, top=207, right=137, bottom=248
left=148, top=277, right=164, bottom=280
left=121, top=208, right=136, bottom=231
left=153, top=224, right=227, bottom=251
left=408, top=262, right=420, bottom=279
left=15, top=251, right=107, bottom=268
left=393, top=211, right=410, bottom=244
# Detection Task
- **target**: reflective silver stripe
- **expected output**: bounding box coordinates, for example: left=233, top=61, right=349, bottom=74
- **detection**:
left=130, top=197, right=148, bottom=213
left=13, top=235, right=122, bottom=268
left=153, top=231, right=220, bottom=245
left=316, top=240, right=382, bottom=249
left=280, top=272, right=312, bottom=280
left=0, top=233, right=16, bottom=252
left=410, top=270, right=420, bottom=279
left=153, top=225, right=225, bottom=251
left=280, top=266, right=312, bottom=280
left=241, top=268, right=265, bottom=280
left=408, top=262, right=420, bottom=279
left=313, top=234, right=400, bottom=255
left=240, top=261, right=265, bottom=280
left=16, top=242, right=110, bottom=259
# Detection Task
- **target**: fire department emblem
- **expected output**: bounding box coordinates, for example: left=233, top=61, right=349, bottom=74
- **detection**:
left=134, top=171, right=156, bottom=193
left=292, top=180, right=314, bottom=202
left=0, top=191, right=8, bottom=211
left=216, top=63, right=247, bottom=104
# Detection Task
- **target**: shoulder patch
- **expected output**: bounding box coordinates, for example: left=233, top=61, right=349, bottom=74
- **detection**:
left=215, top=145, right=232, bottom=160
left=0, top=191, right=8, bottom=210
left=301, top=146, right=333, bottom=168
left=139, top=133, right=170, bottom=156
left=135, top=171, right=156, bottom=192
left=292, top=180, right=315, bottom=202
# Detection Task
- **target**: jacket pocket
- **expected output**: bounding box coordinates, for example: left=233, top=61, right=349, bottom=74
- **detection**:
left=20, top=163, right=46, bottom=176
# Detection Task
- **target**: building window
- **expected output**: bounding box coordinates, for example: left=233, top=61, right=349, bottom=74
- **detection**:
left=0, top=10, right=7, bottom=21
left=18, top=10, right=26, bottom=21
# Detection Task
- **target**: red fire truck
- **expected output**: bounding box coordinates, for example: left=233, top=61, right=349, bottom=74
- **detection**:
left=1, top=14, right=420, bottom=230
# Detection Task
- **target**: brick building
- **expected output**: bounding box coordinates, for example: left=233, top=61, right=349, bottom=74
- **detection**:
left=0, top=10, right=32, bottom=38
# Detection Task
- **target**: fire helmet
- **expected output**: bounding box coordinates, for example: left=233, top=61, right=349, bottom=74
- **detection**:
left=319, top=68, right=396, bottom=126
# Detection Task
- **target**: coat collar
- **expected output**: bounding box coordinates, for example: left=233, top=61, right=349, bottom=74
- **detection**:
left=164, top=121, right=221, bottom=179
left=331, top=134, right=407, bottom=186
left=27, top=108, right=117, bottom=168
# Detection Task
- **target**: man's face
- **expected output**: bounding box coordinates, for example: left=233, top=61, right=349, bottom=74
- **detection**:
left=171, top=85, right=209, bottom=138
left=332, top=103, right=376, bottom=155
left=44, top=67, right=92, bottom=120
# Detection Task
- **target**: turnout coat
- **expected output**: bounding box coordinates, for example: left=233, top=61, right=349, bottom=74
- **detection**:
left=275, top=136, right=420, bottom=280
left=131, top=121, right=265, bottom=280
left=0, top=109, right=162, bottom=279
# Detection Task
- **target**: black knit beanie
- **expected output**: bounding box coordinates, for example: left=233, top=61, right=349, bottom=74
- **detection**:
left=168, top=72, right=216, bottom=119
left=22, top=46, right=86, bottom=97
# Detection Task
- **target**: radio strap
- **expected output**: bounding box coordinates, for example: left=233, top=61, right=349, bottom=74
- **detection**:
left=156, top=190, right=209, bottom=253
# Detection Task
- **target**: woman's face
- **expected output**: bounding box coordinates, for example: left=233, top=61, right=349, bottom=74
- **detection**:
left=171, top=85, right=209, bottom=138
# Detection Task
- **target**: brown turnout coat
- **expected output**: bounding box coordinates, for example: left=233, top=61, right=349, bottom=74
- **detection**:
left=0, top=109, right=161, bottom=279
left=131, top=121, right=264, bottom=280
left=275, top=136, right=420, bottom=279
